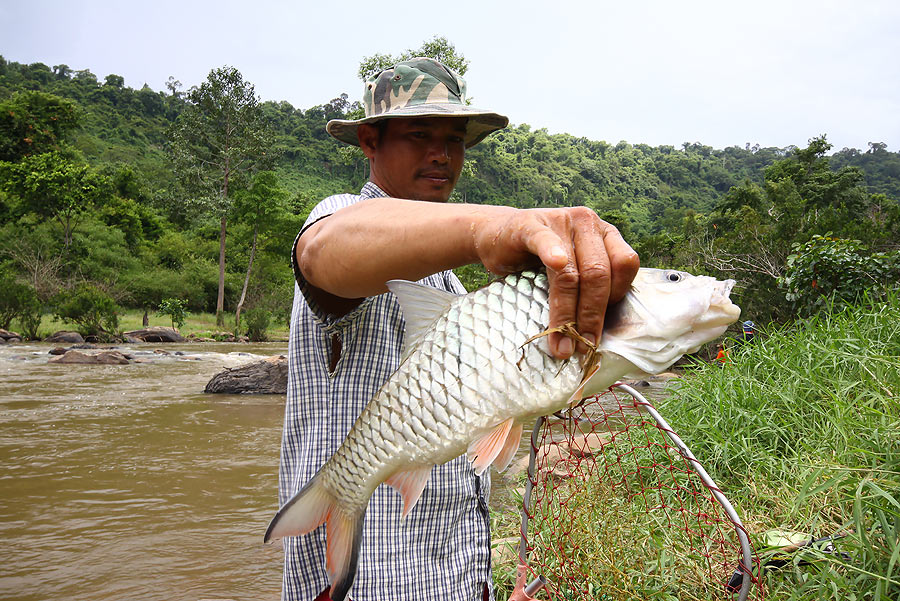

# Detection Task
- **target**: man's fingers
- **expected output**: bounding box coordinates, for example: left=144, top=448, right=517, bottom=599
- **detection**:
left=603, top=227, right=641, bottom=303
left=572, top=216, right=612, bottom=350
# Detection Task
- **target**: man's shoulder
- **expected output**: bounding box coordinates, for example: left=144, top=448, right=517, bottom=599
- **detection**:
left=305, top=192, right=362, bottom=225
left=304, top=183, right=386, bottom=228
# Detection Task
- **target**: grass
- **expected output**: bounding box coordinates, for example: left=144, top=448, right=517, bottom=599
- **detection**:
left=8, top=309, right=291, bottom=342
left=492, top=289, right=900, bottom=600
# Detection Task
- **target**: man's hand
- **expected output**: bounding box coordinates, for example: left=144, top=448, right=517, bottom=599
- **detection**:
left=471, top=206, right=640, bottom=359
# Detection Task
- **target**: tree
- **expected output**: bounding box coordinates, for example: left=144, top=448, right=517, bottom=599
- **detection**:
left=168, top=66, right=273, bottom=327
left=357, top=36, right=469, bottom=81
left=0, top=152, right=112, bottom=249
left=232, top=170, right=288, bottom=334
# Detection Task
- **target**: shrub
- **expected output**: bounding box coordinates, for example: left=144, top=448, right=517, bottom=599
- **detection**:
left=0, top=272, right=39, bottom=330
left=53, top=283, right=119, bottom=339
left=243, top=307, right=270, bottom=342
left=156, top=297, right=188, bottom=330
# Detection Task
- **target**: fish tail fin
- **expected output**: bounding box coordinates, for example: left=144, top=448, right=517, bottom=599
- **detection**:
left=264, top=474, right=365, bottom=601
left=325, top=504, right=365, bottom=601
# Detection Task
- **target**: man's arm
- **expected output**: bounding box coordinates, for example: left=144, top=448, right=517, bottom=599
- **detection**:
left=297, top=197, right=639, bottom=359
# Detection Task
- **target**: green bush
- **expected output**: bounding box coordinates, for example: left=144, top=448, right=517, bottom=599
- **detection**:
left=243, top=307, right=270, bottom=342
left=780, top=234, right=900, bottom=316
left=53, top=283, right=119, bottom=339
left=156, top=297, right=187, bottom=330
left=0, top=272, right=39, bottom=330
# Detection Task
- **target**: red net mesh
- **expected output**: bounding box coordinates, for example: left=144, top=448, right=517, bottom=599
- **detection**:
left=518, top=386, right=764, bottom=600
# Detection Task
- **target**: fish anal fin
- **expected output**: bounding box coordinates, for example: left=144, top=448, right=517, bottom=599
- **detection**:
left=494, top=421, right=523, bottom=473
left=385, top=465, right=433, bottom=518
left=325, top=507, right=365, bottom=601
left=467, top=417, right=515, bottom=476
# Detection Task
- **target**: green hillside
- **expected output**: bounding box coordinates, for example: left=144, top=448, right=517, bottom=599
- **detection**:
left=1, top=54, right=898, bottom=339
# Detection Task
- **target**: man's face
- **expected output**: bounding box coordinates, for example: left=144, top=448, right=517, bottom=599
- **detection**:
left=359, top=117, right=467, bottom=202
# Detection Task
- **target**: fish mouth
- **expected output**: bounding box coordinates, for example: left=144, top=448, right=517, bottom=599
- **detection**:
left=712, top=279, right=742, bottom=320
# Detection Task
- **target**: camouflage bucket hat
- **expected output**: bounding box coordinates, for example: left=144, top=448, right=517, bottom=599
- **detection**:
left=326, top=57, right=509, bottom=148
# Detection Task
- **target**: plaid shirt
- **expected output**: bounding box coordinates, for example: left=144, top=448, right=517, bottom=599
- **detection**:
left=279, top=182, right=494, bottom=601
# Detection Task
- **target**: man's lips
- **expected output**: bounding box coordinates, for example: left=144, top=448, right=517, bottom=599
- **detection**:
left=419, top=171, right=452, bottom=183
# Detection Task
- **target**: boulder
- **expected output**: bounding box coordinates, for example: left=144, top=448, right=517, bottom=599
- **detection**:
left=0, top=329, right=22, bottom=343
left=48, top=349, right=131, bottom=365
left=45, top=331, right=84, bottom=343
left=204, top=355, right=288, bottom=394
left=123, top=326, right=185, bottom=343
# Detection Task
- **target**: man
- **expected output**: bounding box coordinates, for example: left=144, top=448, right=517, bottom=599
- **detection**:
left=279, top=57, right=640, bottom=601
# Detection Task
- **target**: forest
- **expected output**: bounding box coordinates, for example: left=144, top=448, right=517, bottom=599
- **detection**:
left=1, top=40, right=899, bottom=341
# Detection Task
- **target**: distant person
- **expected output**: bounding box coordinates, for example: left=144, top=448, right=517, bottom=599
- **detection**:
left=274, top=57, right=640, bottom=601
left=740, top=320, right=755, bottom=345
left=715, top=343, right=729, bottom=366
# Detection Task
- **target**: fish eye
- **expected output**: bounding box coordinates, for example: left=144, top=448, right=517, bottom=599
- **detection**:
left=667, top=272, right=682, bottom=282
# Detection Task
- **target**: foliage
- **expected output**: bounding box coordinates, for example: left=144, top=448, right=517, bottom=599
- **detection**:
left=0, top=269, right=39, bottom=330
left=52, top=282, right=119, bottom=339
left=242, top=306, right=270, bottom=342
left=357, top=35, right=470, bottom=81
left=780, top=234, right=900, bottom=316
left=0, top=151, right=113, bottom=248
left=156, top=297, right=188, bottom=330
left=0, top=90, right=79, bottom=161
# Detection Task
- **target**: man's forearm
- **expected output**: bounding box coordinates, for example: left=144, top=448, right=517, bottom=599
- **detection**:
left=297, top=197, right=515, bottom=299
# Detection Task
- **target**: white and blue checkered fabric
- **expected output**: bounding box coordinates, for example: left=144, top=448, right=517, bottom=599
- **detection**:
left=278, top=182, right=494, bottom=601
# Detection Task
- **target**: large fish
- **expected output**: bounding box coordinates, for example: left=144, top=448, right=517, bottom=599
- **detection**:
left=266, top=268, right=741, bottom=600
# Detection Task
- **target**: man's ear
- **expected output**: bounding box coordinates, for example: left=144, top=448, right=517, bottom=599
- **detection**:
left=357, top=123, right=379, bottom=159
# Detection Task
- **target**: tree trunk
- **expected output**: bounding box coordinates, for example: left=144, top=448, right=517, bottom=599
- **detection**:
left=234, top=223, right=258, bottom=336
left=216, top=214, right=227, bottom=327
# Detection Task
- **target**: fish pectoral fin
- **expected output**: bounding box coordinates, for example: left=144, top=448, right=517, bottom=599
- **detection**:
left=385, top=465, right=433, bottom=518
left=467, top=417, right=515, bottom=476
left=494, top=421, right=524, bottom=473
left=568, top=362, right=603, bottom=405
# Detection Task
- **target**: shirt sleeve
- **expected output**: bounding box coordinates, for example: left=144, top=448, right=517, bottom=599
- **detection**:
left=290, top=193, right=362, bottom=322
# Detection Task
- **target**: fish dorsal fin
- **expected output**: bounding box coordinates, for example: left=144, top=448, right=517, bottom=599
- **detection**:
left=387, top=279, right=458, bottom=358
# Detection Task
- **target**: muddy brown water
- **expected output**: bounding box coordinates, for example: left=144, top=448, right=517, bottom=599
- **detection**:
left=1, top=342, right=674, bottom=601
left=1, top=342, right=287, bottom=601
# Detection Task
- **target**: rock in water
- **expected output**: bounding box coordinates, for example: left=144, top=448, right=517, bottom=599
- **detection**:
left=123, top=327, right=185, bottom=343
left=204, top=355, right=288, bottom=394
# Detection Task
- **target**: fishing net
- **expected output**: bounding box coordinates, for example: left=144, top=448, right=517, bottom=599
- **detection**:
left=516, top=383, right=764, bottom=601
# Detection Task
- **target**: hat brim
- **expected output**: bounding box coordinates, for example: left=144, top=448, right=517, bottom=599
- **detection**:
left=326, top=103, right=509, bottom=149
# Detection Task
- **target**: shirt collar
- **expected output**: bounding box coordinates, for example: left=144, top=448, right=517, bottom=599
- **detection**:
left=360, top=181, right=388, bottom=199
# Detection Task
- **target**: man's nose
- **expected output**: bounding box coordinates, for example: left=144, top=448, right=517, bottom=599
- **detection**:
left=426, top=139, right=451, bottom=162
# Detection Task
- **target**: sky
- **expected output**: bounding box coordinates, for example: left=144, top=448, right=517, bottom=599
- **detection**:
left=3, top=0, right=899, bottom=152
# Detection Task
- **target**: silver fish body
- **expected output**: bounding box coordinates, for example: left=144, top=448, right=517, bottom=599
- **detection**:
left=266, top=268, right=740, bottom=600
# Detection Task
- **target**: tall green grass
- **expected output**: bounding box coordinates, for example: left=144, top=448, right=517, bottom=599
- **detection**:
left=661, top=290, right=900, bottom=599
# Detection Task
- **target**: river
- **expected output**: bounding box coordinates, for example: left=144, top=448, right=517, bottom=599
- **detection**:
left=1, top=342, right=287, bottom=601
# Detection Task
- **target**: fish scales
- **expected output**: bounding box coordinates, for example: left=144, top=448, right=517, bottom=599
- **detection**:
left=335, top=272, right=576, bottom=505
left=266, top=267, right=741, bottom=601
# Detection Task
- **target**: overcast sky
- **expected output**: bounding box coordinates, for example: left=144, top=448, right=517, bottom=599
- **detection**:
left=3, top=0, right=899, bottom=152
